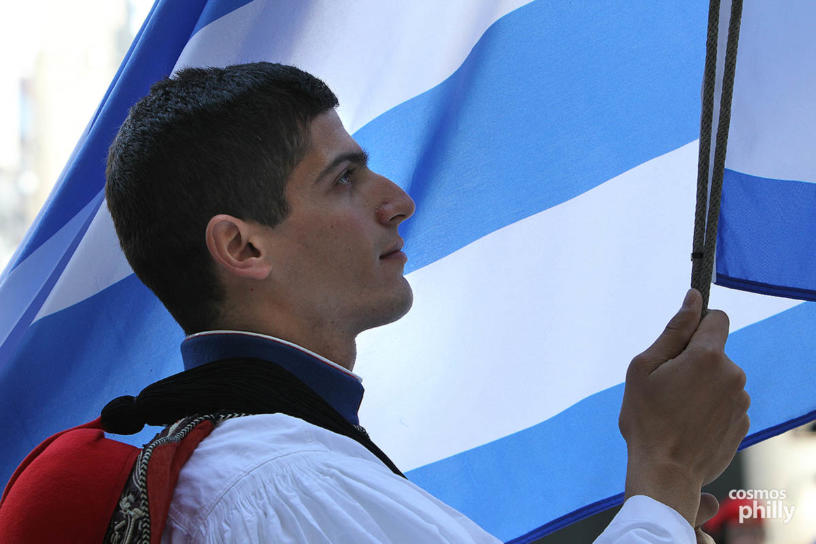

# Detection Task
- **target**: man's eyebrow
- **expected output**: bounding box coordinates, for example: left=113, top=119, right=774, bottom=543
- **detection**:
left=315, top=149, right=369, bottom=182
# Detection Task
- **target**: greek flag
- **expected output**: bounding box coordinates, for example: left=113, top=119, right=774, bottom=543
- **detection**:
left=1, top=1, right=814, bottom=542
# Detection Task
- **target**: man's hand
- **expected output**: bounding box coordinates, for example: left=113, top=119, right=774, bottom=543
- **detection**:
left=618, top=289, right=750, bottom=526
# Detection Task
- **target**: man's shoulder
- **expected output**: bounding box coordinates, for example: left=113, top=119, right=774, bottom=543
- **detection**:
left=164, top=413, right=503, bottom=544
left=166, top=413, right=389, bottom=533
left=189, top=412, right=381, bottom=472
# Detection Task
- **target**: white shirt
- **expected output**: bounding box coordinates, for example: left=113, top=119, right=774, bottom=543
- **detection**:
left=162, top=414, right=695, bottom=543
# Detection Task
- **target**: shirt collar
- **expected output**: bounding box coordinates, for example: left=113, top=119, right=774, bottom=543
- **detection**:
left=180, top=330, right=364, bottom=425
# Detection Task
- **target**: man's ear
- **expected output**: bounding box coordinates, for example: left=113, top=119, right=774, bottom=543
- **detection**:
left=205, top=214, right=272, bottom=280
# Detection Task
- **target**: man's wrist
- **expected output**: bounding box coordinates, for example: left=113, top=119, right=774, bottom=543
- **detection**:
left=624, top=455, right=702, bottom=526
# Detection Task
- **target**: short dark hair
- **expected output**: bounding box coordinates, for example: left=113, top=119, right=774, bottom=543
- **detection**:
left=106, top=63, right=338, bottom=333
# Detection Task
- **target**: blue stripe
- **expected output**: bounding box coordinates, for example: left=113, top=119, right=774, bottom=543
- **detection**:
left=408, top=384, right=628, bottom=542
left=0, top=275, right=185, bottom=488
left=9, top=0, right=209, bottom=269
left=716, top=169, right=816, bottom=301
left=354, top=0, right=707, bottom=273
left=407, top=300, right=816, bottom=542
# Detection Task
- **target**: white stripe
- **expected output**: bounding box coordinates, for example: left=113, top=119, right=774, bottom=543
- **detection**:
left=174, top=0, right=532, bottom=134
left=0, top=196, right=101, bottom=346
left=725, top=0, right=816, bottom=183
left=355, top=141, right=800, bottom=471
left=34, top=197, right=133, bottom=321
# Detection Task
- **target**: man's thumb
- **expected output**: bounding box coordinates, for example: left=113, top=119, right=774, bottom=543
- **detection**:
left=637, top=289, right=702, bottom=370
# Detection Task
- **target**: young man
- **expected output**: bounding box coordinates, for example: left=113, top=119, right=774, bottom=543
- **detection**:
left=103, top=63, right=749, bottom=543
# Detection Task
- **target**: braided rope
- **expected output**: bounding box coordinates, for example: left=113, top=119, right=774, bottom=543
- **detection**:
left=691, top=0, right=744, bottom=314
left=691, top=0, right=720, bottom=291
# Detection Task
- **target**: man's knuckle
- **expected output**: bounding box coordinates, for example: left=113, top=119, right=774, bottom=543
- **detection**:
left=738, top=390, right=751, bottom=412
left=732, top=366, right=747, bottom=389
left=628, top=354, right=649, bottom=373
left=719, top=359, right=745, bottom=387
left=740, top=414, right=751, bottom=435
left=618, top=415, right=628, bottom=436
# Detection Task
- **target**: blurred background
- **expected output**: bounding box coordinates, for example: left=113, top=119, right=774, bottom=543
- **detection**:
left=0, top=0, right=150, bottom=268
left=0, top=2, right=814, bottom=542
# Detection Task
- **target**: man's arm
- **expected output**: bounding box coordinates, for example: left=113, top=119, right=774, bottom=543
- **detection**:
left=617, top=289, right=750, bottom=531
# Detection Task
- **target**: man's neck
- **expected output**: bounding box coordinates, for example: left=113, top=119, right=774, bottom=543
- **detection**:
left=215, top=317, right=358, bottom=370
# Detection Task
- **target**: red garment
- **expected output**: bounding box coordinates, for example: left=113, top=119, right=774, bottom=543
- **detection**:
left=0, top=417, right=214, bottom=543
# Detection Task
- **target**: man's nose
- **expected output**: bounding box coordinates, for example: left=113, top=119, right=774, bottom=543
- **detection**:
left=376, top=175, right=415, bottom=226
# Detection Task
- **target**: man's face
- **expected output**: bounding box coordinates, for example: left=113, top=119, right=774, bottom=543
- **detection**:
left=260, top=109, right=415, bottom=337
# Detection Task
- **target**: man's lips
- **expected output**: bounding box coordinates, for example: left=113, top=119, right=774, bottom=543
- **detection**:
left=380, top=239, right=405, bottom=260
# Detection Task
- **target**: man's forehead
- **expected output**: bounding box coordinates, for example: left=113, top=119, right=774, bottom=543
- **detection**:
left=303, top=110, right=363, bottom=167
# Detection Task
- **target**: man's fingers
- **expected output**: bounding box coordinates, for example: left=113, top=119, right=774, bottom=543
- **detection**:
left=695, top=492, right=719, bottom=527
left=687, top=309, right=730, bottom=351
left=695, top=528, right=715, bottom=544
left=634, top=289, right=702, bottom=372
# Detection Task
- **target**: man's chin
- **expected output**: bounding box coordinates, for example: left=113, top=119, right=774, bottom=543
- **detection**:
left=363, top=282, right=414, bottom=331
left=391, top=282, right=414, bottom=321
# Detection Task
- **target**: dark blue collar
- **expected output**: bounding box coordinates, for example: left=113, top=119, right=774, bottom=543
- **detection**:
left=180, top=331, right=364, bottom=425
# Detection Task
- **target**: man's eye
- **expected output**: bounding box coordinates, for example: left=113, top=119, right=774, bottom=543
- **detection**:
left=337, top=170, right=353, bottom=186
